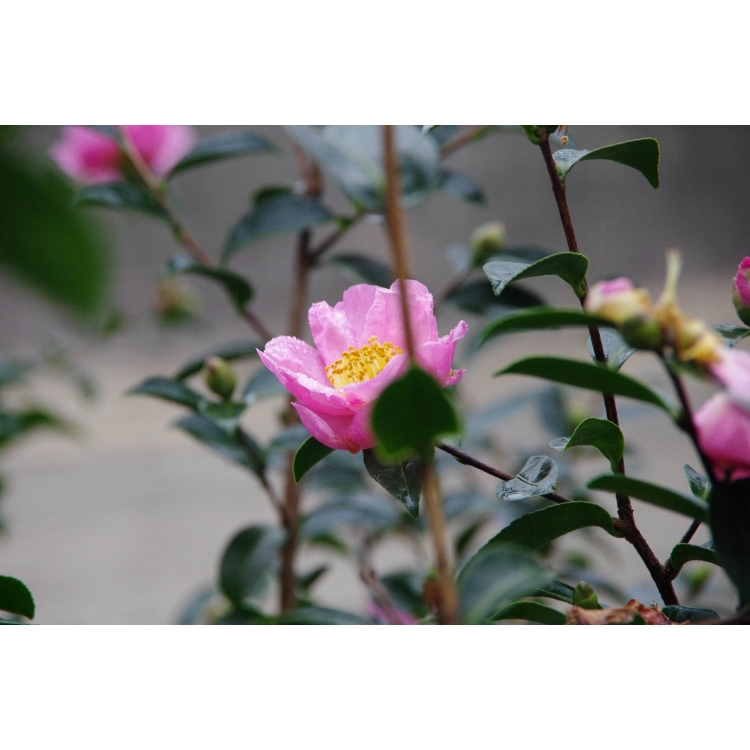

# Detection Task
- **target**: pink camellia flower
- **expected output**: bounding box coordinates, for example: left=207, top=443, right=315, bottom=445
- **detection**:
left=694, top=392, right=750, bottom=481
left=732, top=257, right=750, bottom=326
left=50, top=125, right=196, bottom=184
left=258, top=281, right=467, bottom=453
left=708, top=346, right=750, bottom=407
left=584, top=277, right=652, bottom=324
left=366, top=599, right=418, bottom=625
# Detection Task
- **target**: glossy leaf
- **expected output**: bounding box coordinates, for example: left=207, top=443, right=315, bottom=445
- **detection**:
left=492, top=600, right=566, bottom=624
left=661, top=605, right=719, bottom=624
left=445, top=279, right=543, bottom=315
left=301, top=493, right=401, bottom=538
left=164, top=256, right=253, bottom=311
left=714, top=324, right=750, bottom=348
left=457, top=544, right=553, bottom=624
left=128, top=376, right=204, bottom=409
left=242, top=367, right=287, bottom=406
left=371, top=367, right=460, bottom=459
left=278, top=606, right=370, bottom=625
left=588, top=474, right=709, bottom=522
left=0, top=152, right=109, bottom=315
left=0, top=408, right=73, bottom=450
left=363, top=448, right=422, bottom=517
left=483, top=501, right=619, bottom=552
left=496, top=455, right=558, bottom=501
left=294, top=437, right=334, bottom=483
left=74, top=181, right=167, bottom=218
left=668, top=543, right=721, bottom=579
left=535, top=580, right=575, bottom=604
left=439, top=170, right=485, bottom=204
left=684, top=464, right=710, bottom=500
left=175, top=341, right=261, bottom=381
left=169, top=130, right=275, bottom=175
left=496, top=356, right=675, bottom=414
left=219, top=525, right=285, bottom=606
left=328, top=254, right=394, bottom=288
left=224, top=194, right=334, bottom=258
left=0, top=575, right=35, bottom=619
left=553, top=138, right=660, bottom=188
left=175, top=414, right=265, bottom=475
left=709, top=478, right=750, bottom=600
left=587, top=327, right=636, bottom=371
left=484, top=252, right=589, bottom=299
left=478, top=307, right=611, bottom=346
left=550, top=417, right=624, bottom=470
left=196, top=401, right=246, bottom=431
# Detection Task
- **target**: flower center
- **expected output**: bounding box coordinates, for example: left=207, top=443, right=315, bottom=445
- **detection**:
left=325, top=336, right=404, bottom=388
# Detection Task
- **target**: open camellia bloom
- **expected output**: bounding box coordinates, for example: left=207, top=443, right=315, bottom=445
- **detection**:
left=258, top=280, right=467, bottom=453
left=50, top=125, right=196, bottom=184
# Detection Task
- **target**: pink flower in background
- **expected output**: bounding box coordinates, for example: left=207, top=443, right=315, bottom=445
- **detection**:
left=584, top=277, right=652, bottom=324
left=694, top=392, right=750, bottom=481
left=366, top=599, right=418, bottom=625
left=732, top=257, right=750, bottom=326
left=258, top=281, right=467, bottom=453
left=50, top=125, right=196, bottom=184
left=708, top=346, right=750, bottom=406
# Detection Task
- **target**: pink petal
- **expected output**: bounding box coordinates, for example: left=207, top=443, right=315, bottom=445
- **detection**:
left=293, top=402, right=376, bottom=453
left=366, top=280, right=438, bottom=350
left=308, top=299, right=359, bottom=365
left=335, top=350, right=409, bottom=408
left=49, top=126, right=122, bottom=183
left=123, top=125, right=197, bottom=177
left=415, top=319, right=468, bottom=385
left=695, top=392, right=750, bottom=479
left=709, top=347, right=750, bottom=405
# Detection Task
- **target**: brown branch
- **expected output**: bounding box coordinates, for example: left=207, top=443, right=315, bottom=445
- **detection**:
left=535, top=132, right=678, bottom=605
left=308, top=210, right=366, bottom=263
left=116, top=127, right=273, bottom=343
left=440, top=126, right=493, bottom=159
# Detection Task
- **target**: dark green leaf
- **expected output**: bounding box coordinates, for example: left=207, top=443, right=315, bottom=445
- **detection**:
left=0, top=408, right=74, bottom=450
left=0, top=359, right=33, bottom=388
left=709, top=478, right=750, bottom=600
left=169, top=130, right=275, bottom=176
left=219, top=525, right=284, bottom=606
left=455, top=520, right=486, bottom=559
left=0, top=153, right=109, bottom=315
left=296, top=565, right=329, bottom=595
left=175, top=341, right=261, bottom=381
left=217, top=605, right=274, bottom=625
left=535, top=580, right=576, bottom=604
left=86, top=125, right=121, bottom=141
left=587, top=327, right=636, bottom=371
left=242, top=366, right=287, bottom=405
left=164, top=256, right=253, bottom=311
left=496, top=356, right=675, bottom=414
left=668, top=543, right=721, bottom=579
left=684, top=464, right=710, bottom=500
left=550, top=417, right=624, bottom=470
left=175, top=414, right=265, bottom=475
left=484, top=252, right=589, bottom=299
left=553, top=138, right=660, bottom=188
left=485, top=501, right=620, bottom=552
left=128, top=376, right=204, bottom=409
left=306, top=456, right=364, bottom=492
left=363, top=448, right=422, bottom=517
left=714, top=324, right=750, bottom=348
left=496, top=455, right=558, bottom=501
left=661, top=605, right=719, bottom=623
left=328, top=254, right=394, bottom=288
left=294, top=437, right=334, bottom=483
left=371, top=367, right=460, bottom=459
left=439, top=170, right=485, bottom=204
left=445, top=279, right=543, bottom=316
left=278, top=606, right=370, bottom=624
left=0, top=575, right=35, bottom=619
left=381, top=571, right=429, bottom=618
left=492, top=600, right=566, bottom=624
left=266, top=424, right=310, bottom=456
left=74, top=181, right=167, bottom=218
left=196, top=401, right=246, bottom=431
left=301, top=493, right=400, bottom=538
left=588, top=474, right=709, bottom=523
left=478, top=307, right=611, bottom=346
left=223, top=194, right=334, bottom=258
left=457, top=544, right=553, bottom=624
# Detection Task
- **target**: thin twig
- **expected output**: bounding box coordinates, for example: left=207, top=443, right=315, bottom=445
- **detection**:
left=308, top=210, right=366, bottom=263
left=538, top=130, right=677, bottom=606
left=116, top=127, right=273, bottom=343
left=440, top=126, right=493, bottom=159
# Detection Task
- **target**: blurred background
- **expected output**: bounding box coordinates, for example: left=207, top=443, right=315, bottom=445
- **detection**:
left=0, top=126, right=747, bottom=623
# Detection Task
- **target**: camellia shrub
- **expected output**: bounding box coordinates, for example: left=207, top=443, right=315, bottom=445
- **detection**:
left=44, top=124, right=750, bottom=625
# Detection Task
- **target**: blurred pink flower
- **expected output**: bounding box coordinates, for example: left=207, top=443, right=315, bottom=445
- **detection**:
left=732, top=257, right=750, bottom=326
left=695, top=392, right=750, bottom=480
left=50, top=125, right=196, bottom=183
left=708, top=346, right=750, bottom=406
left=258, top=281, right=467, bottom=453
left=366, top=599, right=418, bottom=625
left=584, top=277, right=651, bottom=324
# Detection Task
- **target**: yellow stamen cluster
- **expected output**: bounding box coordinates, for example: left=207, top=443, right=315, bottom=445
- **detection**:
left=325, top=336, right=404, bottom=388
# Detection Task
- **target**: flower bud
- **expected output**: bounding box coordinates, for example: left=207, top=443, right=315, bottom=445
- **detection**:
left=572, top=581, right=599, bottom=610
left=469, top=221, right=505, bottom=267
left=204, top=357, right=237, bottom=401
left=620, top=312, right=663, bottom=350
left=732, top=257, right=750, bottom=326
left=584, top=278, right=652, bottom=325
left=673, top=316, right=723, bottom=365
